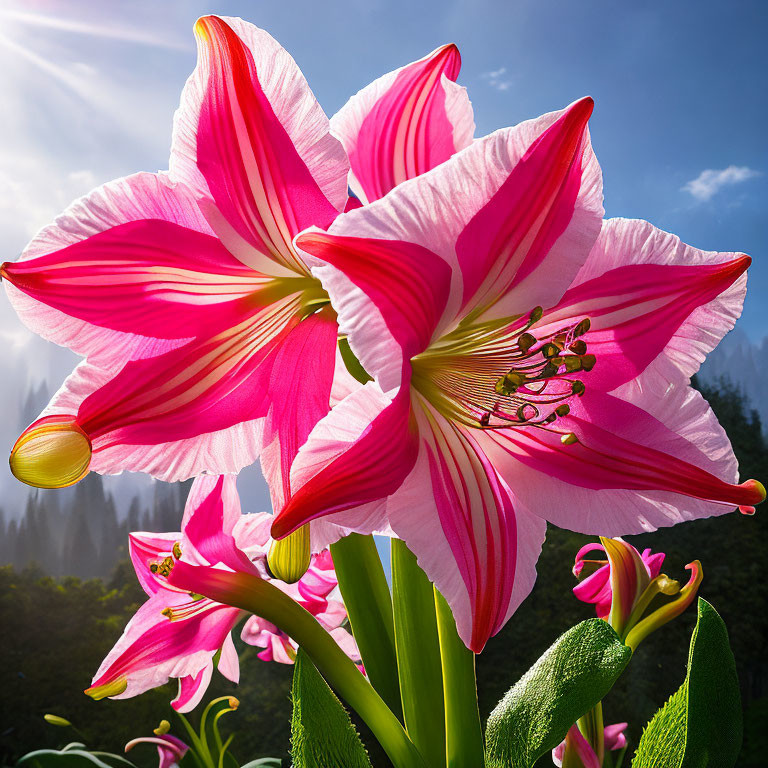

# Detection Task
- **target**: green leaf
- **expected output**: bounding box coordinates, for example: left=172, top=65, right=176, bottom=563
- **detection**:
left=484, top=618, right=631, bottom=768
left=238, top=760, right=282, bottom=768
left=290, top=649, right=373, bottom=768
left=17, top=749, right=136, bottom=768
left=632, top=598, right=742, bottom=768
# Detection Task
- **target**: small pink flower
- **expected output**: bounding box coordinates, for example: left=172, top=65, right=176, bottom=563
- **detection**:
left=573, top=537, right=703, bottom=649
left=552, top=722, right=627, bottom=767
left=125, top=732, right=188, bottom=768
left=86, top=475, right=356, bottom=712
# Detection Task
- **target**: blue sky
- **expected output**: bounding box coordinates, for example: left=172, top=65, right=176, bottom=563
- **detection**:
left=0, top=0, right=765, bottom=513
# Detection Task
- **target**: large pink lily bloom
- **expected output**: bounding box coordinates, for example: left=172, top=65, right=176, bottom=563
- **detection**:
left=272, top=97, right=764, bottom=652
left=86, top=475, right=356, bottom=712
left=2, top=16, right=474, bottom=498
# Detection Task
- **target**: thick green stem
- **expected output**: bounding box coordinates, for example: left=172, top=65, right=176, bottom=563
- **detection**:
left=171, top=564, right=425, bottom=768
left=330, top=533, right=403, bottom=719
left=391, top=540, right=446, bottom=768
left=434, top=591, right=484, bottom=768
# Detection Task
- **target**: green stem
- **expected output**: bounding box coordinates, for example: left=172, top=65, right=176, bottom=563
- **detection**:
left=175, top=713, right=212, bottom=768
left=434, top=591, right=484, bottom=768
left=175, top=564, right=425, bottom=768
left=330, top=533, right=403, bottom=719
left=577, top=701, right=604, bottom=765
left=392, top=540, right=446, bottom=768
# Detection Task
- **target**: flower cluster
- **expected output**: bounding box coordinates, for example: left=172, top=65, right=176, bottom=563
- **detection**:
left=2, top=12, right=764, bottom=709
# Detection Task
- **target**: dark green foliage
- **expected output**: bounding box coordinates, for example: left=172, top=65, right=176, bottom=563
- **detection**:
left=485, top=620, right=631, bottom=768
left=633, top=599, right=742, bottom=768
left=289, top=650, right=372, bottom=768
left=18, top=743, right=137, bottom=768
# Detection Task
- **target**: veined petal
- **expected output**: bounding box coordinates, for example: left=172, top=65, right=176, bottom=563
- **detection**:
left=272, top=381, right=418, bottom=538
left=258, top=307, right=338, bottom=508
left=21, top=294, right=314, bottom=483
left=171, top=15, right=348, bottom=275
left=2, top=172, right=218, bottom=367
left=172, top=664, right=214, bottom=712
left=538, top=218, right=750, bottom=391
left=484, top=386, right=765, bottom=535
left=455, top=97, right=603, bottom=320
left=129, top=531, right=183, bottom=596
left=331, top=43, right=474, bottom=203
left=2, top=219, right=271, bottom=341
left=182, top=476, right=256, bottom=574
left=388, top=401, right=547, bottom=652
left=296, top=229, right=452, bottom=394
left=600, top=537, right=652, bottom=632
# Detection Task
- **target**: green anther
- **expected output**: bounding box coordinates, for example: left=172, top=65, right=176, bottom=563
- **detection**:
left=555, top=404, right=571, bottom=417
left=518, top=332, right=537, bottom=353
left=172, top=542, right=182, bottom=560
left=569, top=339, right=588, bottom=355
left=573, top=318, right=591, bottom=336
left=580, top=353, right=597, bottom=371
left=541, top=361, right=560, bottom=378
left=540, top=342, right=560, bottom=358
left=563, top=355, right=584, bottom=373
left=571, top=380, right=586, bottom=396
left=561, top=432, right=579, bottom=445
left=495, top=371, right=525, bottom=396
left=529, top=306, right=543, bottom=324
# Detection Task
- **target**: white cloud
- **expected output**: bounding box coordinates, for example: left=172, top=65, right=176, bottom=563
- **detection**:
left=682, top=165, right=761, bottom=202
left=481, top=66, right=513, bottom=92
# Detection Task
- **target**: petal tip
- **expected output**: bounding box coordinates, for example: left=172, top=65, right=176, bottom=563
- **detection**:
left=10, top=416, right=91, bottom=489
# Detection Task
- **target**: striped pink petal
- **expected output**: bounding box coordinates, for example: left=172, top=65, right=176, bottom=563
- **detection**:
left=538, top=218, right=750, bottom=391
left=171, top=15, right=347, bottom=276
left=331, top=43, right=473, bottom=203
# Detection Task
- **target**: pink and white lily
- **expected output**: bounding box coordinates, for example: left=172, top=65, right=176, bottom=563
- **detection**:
left=86, top=474, right=357, bottom=712
left=2, top=16, right=474, bottom=500
left=574, top=537, right=704, bottom=650
left=272, top=97, right=764, bottom=652
left=552, top=722, right=628, bottom=768
left=125, top=730, right=189, bottom=768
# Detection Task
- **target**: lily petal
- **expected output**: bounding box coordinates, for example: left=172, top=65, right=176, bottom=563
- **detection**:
left=331, top=43, right=473, bottom=203
left=273, top=382, right=418, bottom=538
left=538, top=218, right=750, bottom=391
left=170, top=15, right=347, bottom=275
left=484, top=386, right=764, bottom=536
left=172, top=664, right=214, bottom=712
left=2, top=173, right=217, bottom=367
left=296, top=228, right=452, bottom=394
left=387, top=402, right=546, bottom=652
left=21, top=295, right=336, bottom=482
left=456, top=97, right=602, bottom=319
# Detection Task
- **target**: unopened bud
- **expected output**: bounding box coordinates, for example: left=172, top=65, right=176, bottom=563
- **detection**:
left=268, top=524, right=311, bottom=583
left=44, top=714, right=72, bottom=727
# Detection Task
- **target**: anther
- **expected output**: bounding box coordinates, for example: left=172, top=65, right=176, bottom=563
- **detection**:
left=495, top=371, right=526, bottom=395
left=172, top=542, right=182, bottom=560
left=561, top=432, right=579, bottom=445
left=540, top=342, right=560, bottom=359
left=563, top=356, right=584, bottom=373
left=569, top=339, right=587, bottom=355
left=555, top=404, right=571, bottom=417
left=580, top=354, right=596, bottom=371
left=528, top=306, right=543, bottom=324
left=518, top=333, right=537, bottom=353
left=573, top=318, right=591, bottom=336
left=571, top=381, right=585, bottom=396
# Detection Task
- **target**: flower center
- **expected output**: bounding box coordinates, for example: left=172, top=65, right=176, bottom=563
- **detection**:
left=411, top=307, right=593, bottom=436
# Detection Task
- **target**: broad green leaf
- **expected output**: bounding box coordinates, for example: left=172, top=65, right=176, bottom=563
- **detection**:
left=485, top=618, right=631, bottom=768
left=17, top=749, right=136, bottom=768
left=290, top=649, right=373, bottom=768
left=632, top=598, right=742, bottom=768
